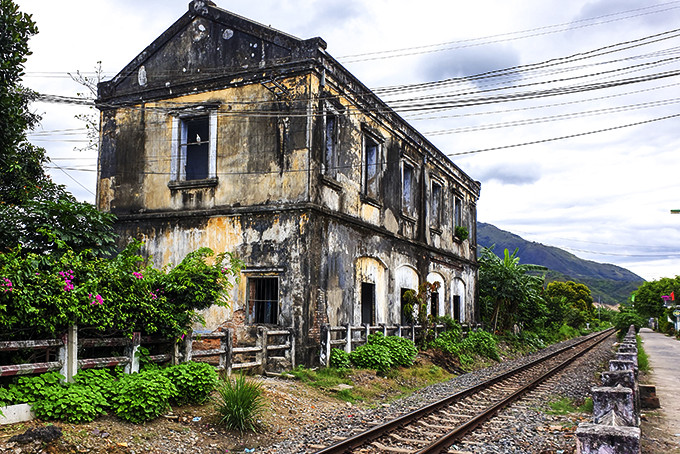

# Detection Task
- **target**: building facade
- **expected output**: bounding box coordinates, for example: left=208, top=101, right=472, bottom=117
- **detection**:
left=96, top=0, right=481, bottom=365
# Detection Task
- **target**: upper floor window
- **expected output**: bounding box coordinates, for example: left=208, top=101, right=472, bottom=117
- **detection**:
left=170, top=108, right=217, bottom=184
left=454, top=195, right=463, bottom=227
left=323, top=113, right=338, bottom=178
left=431, top=181, right=442, bottom=228
left=362, top=133, right=382, bottom=200
left=402, top=162, right=416, bottom=217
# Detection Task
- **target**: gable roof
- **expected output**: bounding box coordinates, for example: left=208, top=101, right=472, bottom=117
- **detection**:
left=98, top=0, right=326, bottom=103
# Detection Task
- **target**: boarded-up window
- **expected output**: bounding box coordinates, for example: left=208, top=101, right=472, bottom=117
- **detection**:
left=248, top=277, right=279, bottom=324
left=454, top=196, right=463, bottom=227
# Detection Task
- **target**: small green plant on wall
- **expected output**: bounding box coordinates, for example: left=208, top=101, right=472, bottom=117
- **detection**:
left=455, top=225, right=469, bottom=241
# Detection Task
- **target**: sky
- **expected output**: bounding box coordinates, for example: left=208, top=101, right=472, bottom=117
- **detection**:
left=14, top=0, right=680, bottom=282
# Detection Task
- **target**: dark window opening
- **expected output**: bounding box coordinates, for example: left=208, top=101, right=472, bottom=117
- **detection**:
left=182, top=116, right=209, bottom=180
left=402, top=163, right=415, bottom=216
left=361, top=282, right=375, bottom=325
left=249, top=277, right=279, bottom=324
left=324, top=114, right=338, bottom=177
left=400, top=287, right=411, bottom=325
left=453, top=295, right=461, bottom=322
left=454, top=196, right=463, bottom=227
left=430, top=291, right=439, bottom=318
left=363, top=135, right=380, bottom=199
left=431, top=182, right=442, bottom=228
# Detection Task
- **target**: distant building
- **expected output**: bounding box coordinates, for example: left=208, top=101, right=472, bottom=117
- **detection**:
left=96, top=0, right=481, bottom=365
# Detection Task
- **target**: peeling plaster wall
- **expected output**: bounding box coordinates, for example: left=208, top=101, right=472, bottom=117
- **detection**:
left=96, top=1, right=481, bottom=366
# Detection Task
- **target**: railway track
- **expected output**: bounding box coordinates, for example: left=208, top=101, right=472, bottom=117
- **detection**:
left=312, top=328, right=616, bottom=454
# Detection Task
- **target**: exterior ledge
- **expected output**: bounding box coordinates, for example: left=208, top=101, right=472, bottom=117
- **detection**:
left=168, top=178, right=218, bottom=190
left=319, top=175, right=343, bottom=191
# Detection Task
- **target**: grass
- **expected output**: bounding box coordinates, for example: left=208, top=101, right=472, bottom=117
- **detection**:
left=288, top=362, right=454, bottom=405
left=636, top=335, right=650, bottom=372
left=546, top=397, right=593, bottom=415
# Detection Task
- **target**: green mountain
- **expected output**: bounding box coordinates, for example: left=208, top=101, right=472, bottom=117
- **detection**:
left=477, top=222, right=644, bottom=306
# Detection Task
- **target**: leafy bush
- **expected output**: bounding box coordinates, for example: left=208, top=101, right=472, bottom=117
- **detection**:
left=0, top=242, right=243, bottom=340
left=464, top=330, right=500, bottom=361
left=349, top=344, right=393, bottom=373
left=329, top=348, right=351, bottom=369
left=13, top=372, right=65, bottom=403
left=214, top=374, right=266, bottom=433
left=429, top=329, right=499, bottom=367
left=366, top=333, right=418, bottom=367
left=162, top=361, right=218, bottom=405
left=73, top=368, right=117, bottom=404
left=31, top=384, right=107, bottom=423
left=112, top=371, right=176, bottom=423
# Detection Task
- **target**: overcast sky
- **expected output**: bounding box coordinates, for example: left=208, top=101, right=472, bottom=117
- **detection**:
left=14, top=0, right=680, bottom=282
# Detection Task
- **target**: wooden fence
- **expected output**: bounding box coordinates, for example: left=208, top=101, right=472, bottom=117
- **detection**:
left=319, top=322, right=481, bottom=366
left=0, top=325, right=295, bottom=381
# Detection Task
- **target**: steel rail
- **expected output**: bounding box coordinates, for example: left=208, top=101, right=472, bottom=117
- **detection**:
left=417, top=327, right=616, bottom=453
left=313, top=327, right=615, bottom=454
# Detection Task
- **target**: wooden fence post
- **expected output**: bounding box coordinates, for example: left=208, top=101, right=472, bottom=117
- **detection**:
left=218, top=332, right=228, bottom=371
left=183, top=330, right=193, bottom=363
left=63, top=324, right=78, bottom=382
left=225, top=328, right=234, bottom=376
left=288, top=328, right=296, bottom=370
left=320, top=324, right=330, bottom=367
left=257, top=326, right=268, bottom=373
left=124, top=332, right=141, bottom=374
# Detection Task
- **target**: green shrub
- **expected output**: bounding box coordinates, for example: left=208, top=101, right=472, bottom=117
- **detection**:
left=112, top=371, right=176, bottom=423
left=73, top=368, right=117, bottom=404
left=31, top=384, right=107, bottom=423
left=329, top=348, right=351, bottom=369
left=13, top=372, right=65, bottom=403
left=349, top=344, right=393, bottom=373
left=367, top=333, right=418, bottom=367
left=214, top=374, right=266, bottom=433
left=162, top=361, right=218, bottom=405
left=463, top=330, right=500, bottom=361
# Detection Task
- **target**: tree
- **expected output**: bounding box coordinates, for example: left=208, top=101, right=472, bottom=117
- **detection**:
left=0, top=2, right=116, bottom=256
left=632, top=277, right=679, bottom=320
left=478, top=247, right=547, bottom=332
left=545, top=281, right=595, bottom=329
left=0, top=0, right=51, bottom=205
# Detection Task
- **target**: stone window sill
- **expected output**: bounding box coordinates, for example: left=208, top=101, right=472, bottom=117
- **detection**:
left=168, top=177, right=218, bottom=190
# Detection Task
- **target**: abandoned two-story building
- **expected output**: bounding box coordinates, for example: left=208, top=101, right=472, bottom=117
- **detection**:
left=96, top=0, right=481, bottom=365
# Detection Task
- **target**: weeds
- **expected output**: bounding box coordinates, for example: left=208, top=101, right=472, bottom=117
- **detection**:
left=214, top=374, right=266, bottom=433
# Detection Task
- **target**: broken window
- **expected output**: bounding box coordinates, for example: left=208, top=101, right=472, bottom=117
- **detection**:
left=323, top=113, right=338, bottom=177
left=248, top=277, right=279, bottom=324
left=402, top=162, right=416, bottom=217
left=431, top=181, right=442, bottom=228
left=363, top=134, right=381, bottom=200
left=361, top=282, right=375, bottom=325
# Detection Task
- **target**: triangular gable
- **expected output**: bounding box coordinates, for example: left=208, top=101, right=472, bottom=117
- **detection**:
left=99, top=1, right=325, bottom=102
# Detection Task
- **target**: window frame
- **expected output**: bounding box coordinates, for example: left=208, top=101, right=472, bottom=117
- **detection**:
left=361, top=128, right=383, bottom=203
left=246, top=275, right=280, bottom=325
left=170, top=107, right=218, bottom=186
left=401, top=160, right=417, bottom=218
left=322, top=105, right=340, bottom=178
left=430, top=179, right=443, bottom=229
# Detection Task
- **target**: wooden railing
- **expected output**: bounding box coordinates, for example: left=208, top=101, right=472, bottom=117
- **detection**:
left=319, top=322, right=481, bottom=366
left=0, top=325, right=296, bottom=380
